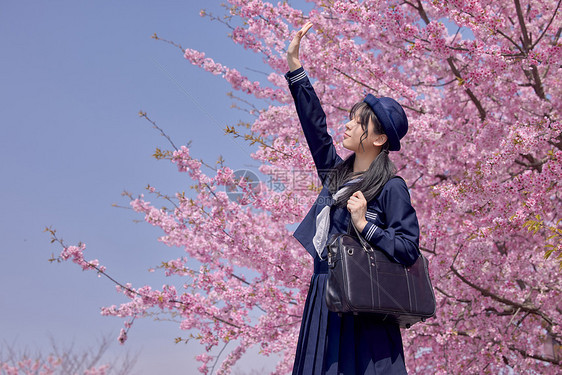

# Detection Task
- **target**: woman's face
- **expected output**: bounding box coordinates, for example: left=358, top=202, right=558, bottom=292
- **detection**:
left=342, top=116, right=385, bottom=153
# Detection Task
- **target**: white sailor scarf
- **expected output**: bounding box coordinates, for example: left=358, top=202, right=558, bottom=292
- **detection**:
left=312, top=176, right=362, bottom=258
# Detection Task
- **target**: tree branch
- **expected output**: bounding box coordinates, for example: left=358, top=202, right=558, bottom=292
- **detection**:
left=446, top=58, right=487, bottom=120
left=508, top=345, right=561, bottom=366
left=530, top=0, right=562, bottom=50
left=450, top=264, right=554, bottom=326
left=333, top=68, right=425, bottom=114
left=514, top=0, right=546, bottom=99
left=455, top=329, right=562, bottom=366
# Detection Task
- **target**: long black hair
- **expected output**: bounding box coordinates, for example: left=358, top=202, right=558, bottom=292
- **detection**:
left=328, top=101, right=397, bottom=208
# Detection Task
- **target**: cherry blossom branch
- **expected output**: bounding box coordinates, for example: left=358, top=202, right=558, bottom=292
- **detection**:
left=46, top=228, right=244, bottom=330
left=514, top=153, right=550, bottom=172
left=446, top=57, right=487, bottom=120
left=151, top=33, right=185, bottom=52
left=514, top=0, right=532, bottom=52
left=138, top=111, right=179, bottom=151
left=224, top=125, right=293, bottom=158
left=450, top=264, right=554, bottom=326
left=507, top=345, right=561, bottom=366
left=333, top=67, right=377, bottom=91
left=412, top=77, right=456, bottom=88
left=131, top=183, right=301, bottom=304
left=332, top=68, right=425, bottom=114
left=514, top=0, right=547, bottom=99
left=454, top=329, right=561, bottom=366
left=173, top=194, right=301, bottom=286
left=529, top=0, right=562, bottom=50
left=495, top=29, right=525, bottom=54
left=209, top=341, right=229, bottom=375
left=227, top=92, right=261, bottom=114
left=434, top=286, right=471, bottom=303
left=138, top=112, right=220, bottom=174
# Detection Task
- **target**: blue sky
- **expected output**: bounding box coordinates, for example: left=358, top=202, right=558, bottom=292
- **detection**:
left=0, top=1, right=298, bottom=373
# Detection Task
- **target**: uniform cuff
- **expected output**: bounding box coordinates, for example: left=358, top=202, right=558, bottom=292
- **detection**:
left=284, top=66, right=307, bottom=85
left=361, top=221, right=379, bottom=242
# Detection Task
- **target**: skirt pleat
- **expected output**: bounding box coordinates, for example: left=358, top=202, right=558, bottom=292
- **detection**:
left=293, top=273, right=330, bottom=375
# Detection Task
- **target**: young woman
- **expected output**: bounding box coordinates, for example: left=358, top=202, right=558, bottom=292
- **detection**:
left=286, top=22, right=420, bottom=374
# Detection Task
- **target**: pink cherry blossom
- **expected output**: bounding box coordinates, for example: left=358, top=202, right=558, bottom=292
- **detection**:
left=49, top=0, right=562, bottom=373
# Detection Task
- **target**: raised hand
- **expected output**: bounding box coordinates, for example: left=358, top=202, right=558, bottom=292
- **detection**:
left=287, top=21, right=313, bottom=72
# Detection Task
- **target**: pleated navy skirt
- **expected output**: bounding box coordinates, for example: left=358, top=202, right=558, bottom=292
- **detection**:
left=292, top=256, right=408, bottom=375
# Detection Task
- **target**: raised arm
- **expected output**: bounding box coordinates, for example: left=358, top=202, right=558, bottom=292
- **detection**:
left=285, top=23, right=342, bottom=184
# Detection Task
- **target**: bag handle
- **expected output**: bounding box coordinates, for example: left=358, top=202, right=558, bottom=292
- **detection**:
left=347, top=219, right=372, bottom=253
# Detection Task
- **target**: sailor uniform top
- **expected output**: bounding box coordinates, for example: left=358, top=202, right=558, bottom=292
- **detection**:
left=287, top=66, right=420, bottom=267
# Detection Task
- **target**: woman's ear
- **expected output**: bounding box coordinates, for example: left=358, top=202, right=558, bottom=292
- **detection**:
left=372, top=133, right=388, bottom=147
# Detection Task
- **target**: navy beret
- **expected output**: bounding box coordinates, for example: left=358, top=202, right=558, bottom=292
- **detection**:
left=363, top=94, right=409, bottom=151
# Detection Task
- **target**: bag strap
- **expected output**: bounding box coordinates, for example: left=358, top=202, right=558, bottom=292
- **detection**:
left=347, top=219, right=372, bottom=253
left=353, top=221, right=371, bottom=252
